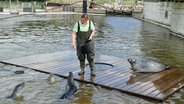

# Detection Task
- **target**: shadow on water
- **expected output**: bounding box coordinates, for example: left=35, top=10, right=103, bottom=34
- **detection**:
left=0, top=14, right=184, bottom=103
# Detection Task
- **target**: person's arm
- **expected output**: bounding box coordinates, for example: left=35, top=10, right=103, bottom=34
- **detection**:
left=72, top=32, right=76, bottom=48
left=72, top=22, right=78, bottom=48
left=89, top=21, right=95, bottom=40
left=89, top=30, right=95, bottom=40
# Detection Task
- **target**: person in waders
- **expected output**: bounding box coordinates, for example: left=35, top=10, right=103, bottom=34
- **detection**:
left=72, top=13, right=96, bottom=76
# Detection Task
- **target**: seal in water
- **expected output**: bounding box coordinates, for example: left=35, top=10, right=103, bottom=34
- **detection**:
left=7, top=82, right=25, bottom=100
left=14, top=70, right=24, bottom=74
left=60, top=72, right=77, bottom=99
left=48, top=73, right=56, bottom=84
left=127, top=58, right=170, bottom=72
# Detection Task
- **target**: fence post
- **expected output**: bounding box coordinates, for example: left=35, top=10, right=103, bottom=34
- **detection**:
left=0, top=7, right=3, bottom=12
left=83, top=0, right=87, bottom=13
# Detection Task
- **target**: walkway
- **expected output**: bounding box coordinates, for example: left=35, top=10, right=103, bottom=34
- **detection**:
left=1, top=50, right=184, bottom=102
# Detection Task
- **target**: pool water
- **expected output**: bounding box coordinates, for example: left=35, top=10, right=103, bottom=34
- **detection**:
left=0, top=14, right=184, bottom=104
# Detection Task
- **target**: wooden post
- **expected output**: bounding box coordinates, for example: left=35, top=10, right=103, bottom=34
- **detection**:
left=83, top=0, right=87, bottom=13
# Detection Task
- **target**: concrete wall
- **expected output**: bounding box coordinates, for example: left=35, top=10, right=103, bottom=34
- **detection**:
left=132, top=12, right=143, bottom=20
left=143, top=2, right=171, bottom=26
left=144, top=1, right=184, bottom=37
left=170, top=3, right=184, bottom=37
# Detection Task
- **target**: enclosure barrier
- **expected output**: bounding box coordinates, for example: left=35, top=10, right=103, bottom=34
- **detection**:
left=0, top=7, right=3, bottom=12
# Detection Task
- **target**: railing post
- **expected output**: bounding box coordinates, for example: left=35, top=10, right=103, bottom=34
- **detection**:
left=83, top=0, right=87, bottom=13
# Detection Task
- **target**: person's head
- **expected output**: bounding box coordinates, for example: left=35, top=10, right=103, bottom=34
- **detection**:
left=81, top=13, right=88, bottom=24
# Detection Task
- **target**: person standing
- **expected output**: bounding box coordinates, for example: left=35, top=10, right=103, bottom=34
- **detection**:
left=72, top=13, right=96, bottom=76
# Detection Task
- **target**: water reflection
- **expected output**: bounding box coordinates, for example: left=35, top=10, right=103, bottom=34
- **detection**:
left=72, top=75, right=94, bottom=104
left=0, top=14, right=184, bottom=103
left=100, top=17, right=144, bottom=61
left=0, top=65, right=67, bottom=104
left=140, top=22, right=184, bottom=69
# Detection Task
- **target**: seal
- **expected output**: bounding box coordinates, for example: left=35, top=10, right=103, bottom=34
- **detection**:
left=127, top=58, right=170, bottom=72
left=60, top=72, right=77, bottom=99
left=48, top=73, right=56, bottom=84
left=7, top=82, right=25, bottom=100
left=14, top=70, right=24, bottom=74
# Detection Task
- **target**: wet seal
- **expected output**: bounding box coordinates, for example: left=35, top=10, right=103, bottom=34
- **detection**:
left=48, top=73, right=56, bottom=84
left=14, top=70, right=24, bottom=74
left=127, top=58, right=170, bottom=72
left=60, top=72, right=77, bottom=99
left=7, top=82, right=25, bottom=101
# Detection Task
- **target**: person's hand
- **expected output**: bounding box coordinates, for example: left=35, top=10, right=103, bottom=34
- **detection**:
left=88, top=36, right=92, bottom=41
left=72, top=43, right=75, bottom=49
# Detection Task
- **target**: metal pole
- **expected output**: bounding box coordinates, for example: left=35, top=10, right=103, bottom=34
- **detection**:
left=17, top=0, right=19, bottom=12
left=83, top=0, right=87, bottom=13
left=9, top=0, right=11, bottom=11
